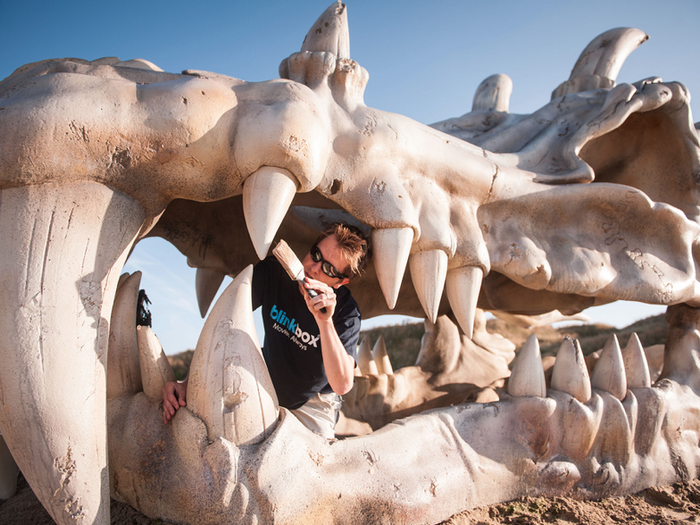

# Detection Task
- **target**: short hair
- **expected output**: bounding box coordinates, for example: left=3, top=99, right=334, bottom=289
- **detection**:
left=315, top=222, right=371, bottom=280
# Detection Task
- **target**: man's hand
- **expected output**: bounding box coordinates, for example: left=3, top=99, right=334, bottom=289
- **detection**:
left=162, top=380, right=188, bottom=424
left=299, top=277, right=337, bottom=321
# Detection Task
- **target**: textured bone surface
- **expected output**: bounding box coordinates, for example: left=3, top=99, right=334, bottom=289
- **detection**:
left=0, top=1, right=699, bottom=524
left=106, top=266, right=700, bottom=524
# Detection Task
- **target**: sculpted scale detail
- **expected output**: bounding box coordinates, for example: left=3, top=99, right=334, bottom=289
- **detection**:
left=0, top=2, right=699, bottom=524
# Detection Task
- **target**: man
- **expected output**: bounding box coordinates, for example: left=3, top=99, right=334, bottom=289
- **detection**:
left=163, top=223, right=370, bottom=439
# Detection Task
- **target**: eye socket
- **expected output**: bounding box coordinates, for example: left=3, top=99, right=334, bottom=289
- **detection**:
left=311, top=244, right=347, bottom=280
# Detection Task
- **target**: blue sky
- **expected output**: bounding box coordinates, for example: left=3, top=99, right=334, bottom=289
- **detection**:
left=3, top=1, right=698, bottom=354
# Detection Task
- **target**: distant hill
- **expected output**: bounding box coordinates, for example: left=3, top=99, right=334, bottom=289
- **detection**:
left=356, top=313, right=668, bottom=371
left=167, top=314, right=668, bottom=377
left=486, top=313, right=668, bottom=358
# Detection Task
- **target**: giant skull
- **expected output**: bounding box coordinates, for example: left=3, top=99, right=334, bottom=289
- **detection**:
left=0, top=2, right=699, bottom=524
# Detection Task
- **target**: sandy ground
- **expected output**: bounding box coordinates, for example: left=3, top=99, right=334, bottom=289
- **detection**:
left=443, top=480, right=700, bottom=525
left=1, top=473, right=698, bottom=524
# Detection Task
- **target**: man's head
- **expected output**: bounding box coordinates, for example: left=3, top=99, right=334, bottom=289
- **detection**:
left=302, top=223, right=371, bottom=288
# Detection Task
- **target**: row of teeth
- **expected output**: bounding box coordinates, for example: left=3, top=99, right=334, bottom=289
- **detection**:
left=356, top=335, right=393, bottom=375
left=191, top=25, right=656, bottom=342
left=195, top=166, right=659, bottom=405
left=356, top=330, right=654, bottom=405
left=116, top=263, right=661, bottom=448
left=192, top=167, right=483, bottom=338
left=189, top=21, right=659, bottom=355
left=509, top=332, right=651, bottom=402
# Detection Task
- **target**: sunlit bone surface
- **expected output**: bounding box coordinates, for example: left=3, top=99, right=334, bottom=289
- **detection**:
left=0, top=1, right=699, bottom=524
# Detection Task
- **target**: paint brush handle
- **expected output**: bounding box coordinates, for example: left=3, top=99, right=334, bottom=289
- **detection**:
left=304, top=284, right=327, bottom=314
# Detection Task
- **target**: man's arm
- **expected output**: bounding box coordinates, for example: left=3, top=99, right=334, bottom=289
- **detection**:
left=300, top=278, right=355, bottom=395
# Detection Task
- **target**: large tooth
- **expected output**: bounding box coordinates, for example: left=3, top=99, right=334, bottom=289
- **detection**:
left=196, top=267, right=227, bottom=318
left=590, top=334, right=627, bottom=400
left=445, top=266, right=483, bottom=339
left=372, top=335, right=393, bottom=375
left=300, top=1, right=350, bottom=58
left=372, top=228, right=413, bottom=310
left=0, top=434, right=18, bottom=499
left=107, top=271, right=143, bottom=400
left=551, top=338, right=592, bottom=402
left=357, top=335, right=378, bottom=376
left=187, top=266, right=279, bottom=445
left=137, top=325, right=176, bottom=403
left=622, top=333, right=651, bottom=388
left=243, top=167, right=299, bottom=260
left=409, top=250, right=448, bottom=323
left=508, top=335, right=547, bottom=397
left=0, top=183, right=144, bottom=525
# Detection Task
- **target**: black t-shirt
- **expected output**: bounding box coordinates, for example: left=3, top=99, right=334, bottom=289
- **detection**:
left=252, top=256, right=360, bottom=410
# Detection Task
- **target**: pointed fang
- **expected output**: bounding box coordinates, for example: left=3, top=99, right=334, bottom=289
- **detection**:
left=137, top=325, right=176, bottom=403
left=591, top=334, right=627, bottom=400
left=196, top=267, right=227, bottom=318
left=372, top=228, right=413, bottom=310
left=409, top=250, right=448, bottom=324
left=107, top=271, right=143, bottom=400
left=358, top=335, right=378, bottom=376
left=445, top=266, right=483, bottom=339
left=622, top=333, right=651, bottom=388
left=243, top=167, right=299, bottom=260
left=372, top=335, right=393, bottom=375
left=187, top=265, right=279, bottom=445
left=508, top=335, right=547, bottom=397
left=551, top=338, right=592, bottom=403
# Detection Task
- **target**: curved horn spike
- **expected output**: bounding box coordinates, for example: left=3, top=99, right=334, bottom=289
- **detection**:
left=445, top=266, right=483, bottom=339
left=574, top=28, right=648, bottom=81
left=357, top=335, right=378, bottom=376
left=301, top=1, right=350, bottom=59
left=552, top=28, right=648, bottom=99
left=622, top=333, right=651, bottom=388
left=196, top=267, right=227, bottom=318
left=590, top=334, right=627, bottom=400
left=551, top=338, right=592, bottom=403
left=137, top=325, right=176, bottom=403
left=107, top=271, right=143, bottom=400
left=409, top=249, right=448, bottom=324
left=187, top=266, right=279, bottom=445
left=472, top=74, right=513, bottom=113
left=508, top=335, right=547, bottom=397
left=372, top=335, right=393, bottom=375
left=371, top=227, right=413, bottom=310
left=243, top=167, right=299, bottom=260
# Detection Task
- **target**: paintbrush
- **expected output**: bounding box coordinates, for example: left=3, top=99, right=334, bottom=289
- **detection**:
left=272, top=239, right=326, bottom=313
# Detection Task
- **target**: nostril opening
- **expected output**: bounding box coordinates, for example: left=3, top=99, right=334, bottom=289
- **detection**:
left=330, top=179, right=342, bottom=195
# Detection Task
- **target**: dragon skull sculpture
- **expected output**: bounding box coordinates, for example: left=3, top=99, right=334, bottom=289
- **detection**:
left=0, top=2, right=699, bottom=524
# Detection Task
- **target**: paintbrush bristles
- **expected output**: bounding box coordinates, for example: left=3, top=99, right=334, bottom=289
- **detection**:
left=272, top=240, right=305, bottom=281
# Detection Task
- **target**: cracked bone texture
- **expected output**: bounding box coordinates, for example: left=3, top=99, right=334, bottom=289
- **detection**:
left=106, top=264, right=700, bottom=524
left=0, top=1, right=699, bottom=523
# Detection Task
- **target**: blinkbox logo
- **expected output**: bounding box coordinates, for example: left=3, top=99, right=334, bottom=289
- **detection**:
left=270, top=305, right=319, bottom=348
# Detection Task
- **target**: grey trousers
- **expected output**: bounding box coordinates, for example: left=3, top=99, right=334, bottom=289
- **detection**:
left=290, top=392, right=341, bottom=439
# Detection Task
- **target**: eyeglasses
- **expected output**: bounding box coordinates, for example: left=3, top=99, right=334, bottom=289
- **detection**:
left=310, top=244, right=348, bottom=280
